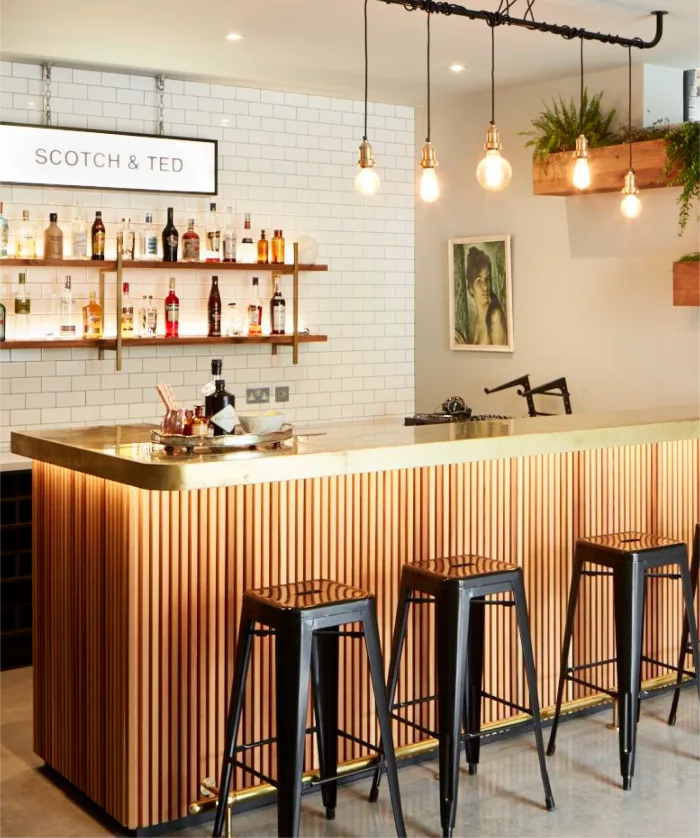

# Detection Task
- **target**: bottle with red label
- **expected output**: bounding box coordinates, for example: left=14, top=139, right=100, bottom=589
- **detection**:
left=165, top=277, right=179, bottom=337
left=162, top=207, right=178, bottom=262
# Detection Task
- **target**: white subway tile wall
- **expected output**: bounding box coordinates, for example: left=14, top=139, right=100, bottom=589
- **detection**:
left=0, top=62, right=415, bottom=446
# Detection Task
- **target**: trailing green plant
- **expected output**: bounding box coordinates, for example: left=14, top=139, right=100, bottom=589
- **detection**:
left=677, top=251, right=700, bottom=263
left=615, top=118, right=669, bottom=144
left=520, top=89, right=617, bottom=165
left=662, top=120, right=700, bottom=236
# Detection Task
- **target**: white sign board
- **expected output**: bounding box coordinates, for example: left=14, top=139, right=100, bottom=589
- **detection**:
left=0, top=123, right=217, bottom=194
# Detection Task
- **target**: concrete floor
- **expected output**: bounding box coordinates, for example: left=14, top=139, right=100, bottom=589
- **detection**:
left=1, top=666, right=698, bottom=838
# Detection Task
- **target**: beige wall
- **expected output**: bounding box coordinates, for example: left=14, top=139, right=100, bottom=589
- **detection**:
left=415, top=67, right=700, bottom=417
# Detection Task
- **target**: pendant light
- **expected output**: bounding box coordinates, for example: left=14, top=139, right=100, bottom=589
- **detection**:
left=620, top=47, right=642, bottom=218
left=476, top=23, right=512, bottom=192
left=355, top=0, right=380, bottom=196
left=419, top=9, right=439, bottom=202
left=572, top=38, right=591, bottom=190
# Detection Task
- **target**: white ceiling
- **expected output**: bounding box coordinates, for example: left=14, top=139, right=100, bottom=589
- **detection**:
left=1, top=0, right=698, bottom=103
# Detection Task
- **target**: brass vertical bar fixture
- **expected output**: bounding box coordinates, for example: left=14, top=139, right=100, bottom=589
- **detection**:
left=98, top=267, right=106, bottom=360
left=115, top=251, right=123, bottom=371
left=620, top=46, right=642, bottom=218
left=419, top=7, right=439, bottom=202
left=292, top=242, right=300, bottom=365
left=572, top=37, right=591, bottom=190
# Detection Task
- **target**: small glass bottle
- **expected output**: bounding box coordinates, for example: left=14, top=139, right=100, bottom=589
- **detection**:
left=225, top=302, right=244, bottom=337
left=138, top=295, right=149, bottom=337
left=257, top=230, right=269, bottom=264
left=141, top=213, right=158, bottom=260
left=0, top=201, right=9, bottom=259
left=91, top=211, right=105, bottom=261
left=16, top=211, right=36, bottom=259
left=191, top=404, right=209, bottom=437
left=43, top=213, right=64, bottom=260
left=183, top=409, right=194, bottom=436
left=121, top=281, right=134, bottom=338
left=239, top=212, right=255, bottom=263
left=222, top=206, right=236, bottom=262
left=206, top=202, right=221, bottom=262
left=208, top=276, right=222, bottom=337
left=14, top=272, right=31, bottom=336
left=162, top=207, right=178, bottom=262
left=120, top=218, right=135, bottom=260
left=82, top=291, right=103, bottom=339
left=181, top=218, right=200, bottom=262
left=270, top=274, right=286, bottom=335
left=247, top=277, right=262, bottom=336
left=71, top=203, right=88, bottom=259
left=165, top=277, right=179, bottom=338
left=59, top=275, right=76, bottom=339
left=145, top=295, right=158, bottom=336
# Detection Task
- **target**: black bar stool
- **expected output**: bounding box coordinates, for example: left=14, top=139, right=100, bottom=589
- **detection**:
left=212, top=579, right=406, bottom=838
left=668, top=524, right=700, bottom=725
left=547, top=532, right=700, bottom=790
left=370, top=555, right=554, bottom=838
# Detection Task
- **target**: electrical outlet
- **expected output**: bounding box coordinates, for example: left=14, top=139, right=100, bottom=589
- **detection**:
left=275, top=386, right=290, bottom=403
left=246, top=387, right=270, bottom=405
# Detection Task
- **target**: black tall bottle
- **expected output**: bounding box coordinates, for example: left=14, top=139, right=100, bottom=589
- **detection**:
left=162, top=207, right=179, bottom=262
left=205, top=359, right=236, bottom=436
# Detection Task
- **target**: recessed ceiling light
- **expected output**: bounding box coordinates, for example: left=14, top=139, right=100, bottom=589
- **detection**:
left=449, top=64, right=465, bottom=73
left=225, top=32, right=244, bottom=41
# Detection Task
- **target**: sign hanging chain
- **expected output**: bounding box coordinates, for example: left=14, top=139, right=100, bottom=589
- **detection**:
left=157, top=75, right=166, bottom=136
left=43, top=63, right=53, bottom=127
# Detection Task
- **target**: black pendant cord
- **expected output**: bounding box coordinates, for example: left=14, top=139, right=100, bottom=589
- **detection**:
left=489, top=22, right=495, bottom=125
left=579, top=37, right=584, bottom=136
left=627, top=46, right=633, bottom=171
left=363, top=0, right=369, bottom=142
left=426, top=9, right=431, bottom=142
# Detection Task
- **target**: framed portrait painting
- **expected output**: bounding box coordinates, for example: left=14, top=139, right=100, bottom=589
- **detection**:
left=448, top=235, right=513, bottom=352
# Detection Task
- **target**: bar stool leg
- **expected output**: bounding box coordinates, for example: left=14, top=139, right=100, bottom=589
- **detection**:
left=512, top=576, right=555, bottom=811
left=613, top=562, right=645, bottom=791
left=213, top=614, right=254, bottom=838
left=547, top=551, right=584, bottom=756
left=369, top=577, right=412, bottom=803
left=436, top=586, right=469, bottom=838
left=311, top=629, right=339, bottom=820
left=362, top=600, right=407, bottom=838
left=463, top=596, right=485, bottom=775
left=275, top=622, right=313, bottom=838
left=669, top=531, right=699, bottom=725
left=678, top=556, right=700, bottom=707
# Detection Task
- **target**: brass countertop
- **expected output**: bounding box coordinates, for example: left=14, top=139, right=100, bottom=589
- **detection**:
left=11, top=406, right=699, bottom=491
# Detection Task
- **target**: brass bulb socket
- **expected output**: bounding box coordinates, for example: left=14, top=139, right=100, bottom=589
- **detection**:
left=622, top=169, right=638, bottom=196
left=420, top=142, right=438, bottom=169
left=357, top=139, right=376, bottom=169
left=574, top=134, right=589, bottom=159
left=484, top=123, right=502, bottom=152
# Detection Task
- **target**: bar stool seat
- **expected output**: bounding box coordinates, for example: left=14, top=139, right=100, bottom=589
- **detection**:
left=371, top=554, right=554, bottom=838
left=547, top=532, right=700, bottom=790
left=213, top=579, right=406, bottom=838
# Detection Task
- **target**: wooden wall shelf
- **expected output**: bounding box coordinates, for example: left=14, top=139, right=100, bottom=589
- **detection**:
left=672, top=260, right=700, bottom=307
left=533, top=139, right=673, bottom=197
left=0, top=258, right=328, bottom=273
left=0, top=334, right=328, bottom=351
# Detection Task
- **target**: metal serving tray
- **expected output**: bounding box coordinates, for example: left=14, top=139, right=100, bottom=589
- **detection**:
left=150, top=423, right=294, bottom=453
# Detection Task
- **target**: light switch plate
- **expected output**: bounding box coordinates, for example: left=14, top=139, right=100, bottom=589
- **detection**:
left=275, top=386, right=290, bottom=403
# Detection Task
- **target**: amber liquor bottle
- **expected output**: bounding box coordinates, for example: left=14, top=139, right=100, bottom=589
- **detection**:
left=91, top=211, right=105, bottom=261
left=162, top=207, right=179, bottom=262
left=208, top=275, right=222, bottom=337
left=181, top=218, right=200, bottom=262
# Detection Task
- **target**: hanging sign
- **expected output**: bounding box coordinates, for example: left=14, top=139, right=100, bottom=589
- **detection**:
left=0, top=123, right=217, bottom=194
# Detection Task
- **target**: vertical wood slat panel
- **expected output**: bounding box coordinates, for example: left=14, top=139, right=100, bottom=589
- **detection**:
left=32, top=438, right=700, bottom=829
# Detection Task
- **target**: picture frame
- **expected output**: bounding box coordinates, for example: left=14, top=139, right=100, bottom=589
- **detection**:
left=448, top=234, right=514, bottom=352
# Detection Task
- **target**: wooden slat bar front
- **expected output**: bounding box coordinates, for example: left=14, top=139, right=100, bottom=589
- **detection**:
left=31, top=436, right=700, bottom=829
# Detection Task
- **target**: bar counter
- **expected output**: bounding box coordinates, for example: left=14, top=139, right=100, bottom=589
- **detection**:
left=12, top=406, right=700, bottom=830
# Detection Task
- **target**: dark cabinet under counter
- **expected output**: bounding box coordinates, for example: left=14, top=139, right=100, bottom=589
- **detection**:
left=1, top=469, right=32, bottom=670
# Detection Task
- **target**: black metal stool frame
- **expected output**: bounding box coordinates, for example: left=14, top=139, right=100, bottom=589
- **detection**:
left=370, top=561, right=554, bottom=838
left=547, top=535, right=700, bottom=790
left=213, top=590, right=406, bottom=838
left=668, top=524, right=700, bottom=725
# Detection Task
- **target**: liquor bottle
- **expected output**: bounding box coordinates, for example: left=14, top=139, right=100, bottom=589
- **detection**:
left=206, top=202, right=221, bottom=262
left=121, top=281, right=134, bottom=338
left=71, top=204, right=88, bottom=259
left=162, top=207, right=178, bottom=262
left=222, top=206, right=236, bottom=262
left=138, top=295, right=148, bottom=337
left=181, top=218, right=200, bottom=262
left=14, top=272, right=30, bottom=335
left=270, top=274, right=286, bottom=335
left=141, top=213, right=158, bottom=260
left=271, top=230, right=285, bottom=264
left=43, top=213, right=64, bottom=259
left=145, top=295, right=158, bottom=336
left=0, top=202, right=8, bottom=258
left=0, top=301, right=5, bottom=341
left=165, top=277, right=179, bottom=338
left=16, top=211, right=36, bottom=259
left=120, top=218, right=135, bottom=260
left=91, top=211, right=105, bottom=261
left=82, top=291, right=103, bottom=338
left=191, top=404, right=209, bottom=437
left=59, top=275, right=77, bottom=339
left=204, top=359, right=237, bottom=436
left=257, top=230, right=269, bottom=264
left=208, top=276, right=222, bottom=337
left=247, top=277, right=262, bottom=336
left=238, top=212, right=255, bottom=262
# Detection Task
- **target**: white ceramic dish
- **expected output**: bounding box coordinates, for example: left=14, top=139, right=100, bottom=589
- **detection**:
left=238, top=411, right=286, bottom=435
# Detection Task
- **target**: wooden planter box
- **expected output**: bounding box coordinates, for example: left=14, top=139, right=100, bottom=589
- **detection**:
left=673, top=260, right=700, bottom=306
left=533, top=139, right=673, bottom=197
